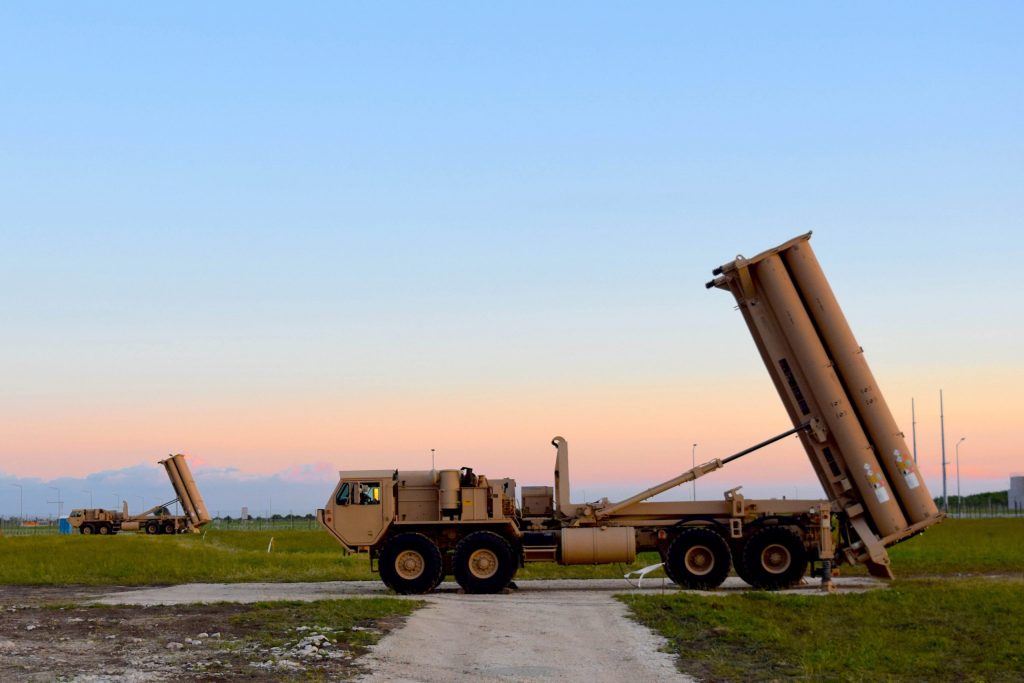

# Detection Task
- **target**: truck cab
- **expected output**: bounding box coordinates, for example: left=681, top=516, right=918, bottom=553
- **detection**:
left=319, top=470, right=396, bottom=550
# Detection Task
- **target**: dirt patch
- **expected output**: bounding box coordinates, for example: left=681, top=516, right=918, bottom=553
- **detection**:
left=0, top=599, right=405, bottom=682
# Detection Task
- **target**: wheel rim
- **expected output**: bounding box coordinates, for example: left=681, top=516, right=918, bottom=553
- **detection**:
left=683, top=545, right=715, bottom=576
left=395, top=550, right=425, bottom=580
left=760, top=543, right=792, bottom=574
left=99, top=526, right=109, bottom=535
left=467, top=548, right=499, bottom=580
left=82, top=526, right=93, bottom=535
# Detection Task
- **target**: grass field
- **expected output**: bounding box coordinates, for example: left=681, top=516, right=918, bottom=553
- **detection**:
left=3, top=520, right=1021, bottom=681
left=0, top=519, right=1021, bottom=586
left=619, top=519, right=1024, bottom=682
left=227, top=597, right=422, bottom=653
left=624, top=578, right=1023, bottom=681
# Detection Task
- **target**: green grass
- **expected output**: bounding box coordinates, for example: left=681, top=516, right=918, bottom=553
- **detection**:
left=0, top=530, right=376, bottom=585
left=2, top=519, right=1021, bottom=586
left=879, top=518, right=1024, bottom=576
left=623, top=577, right=1024, bottom=682
left=229, top=598, right=421, bottom=652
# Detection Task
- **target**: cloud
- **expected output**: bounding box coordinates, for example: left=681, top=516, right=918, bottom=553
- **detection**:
left=0, top=462, right=334, bottom=519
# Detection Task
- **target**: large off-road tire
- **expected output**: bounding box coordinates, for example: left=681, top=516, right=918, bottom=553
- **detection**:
left=80, top=524, right=94, bottom=535
left=97, top=524, right=111, bottom=535
left=378, top=533, right=444, bottom=595
left=739, top=526, right=808, bottom=590
left=453, top=531, right=516, bottom=594
left=162, top=520, right=176, bottom=535
left=665, top=527, right=732, bottom=590
left=145, top=521, right=159, bottom=535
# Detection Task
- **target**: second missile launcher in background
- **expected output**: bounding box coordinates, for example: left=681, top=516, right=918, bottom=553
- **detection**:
left=68, top=454, right=212, bottom=535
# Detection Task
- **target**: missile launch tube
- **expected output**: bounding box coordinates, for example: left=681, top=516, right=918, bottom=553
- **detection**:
left=756, top=254, right=908, bottom=536
left=161, top=455, right=212, bottom=526
left=782, top=242, right=939, bottom=524
left=172, top=454, right=211, bottom=525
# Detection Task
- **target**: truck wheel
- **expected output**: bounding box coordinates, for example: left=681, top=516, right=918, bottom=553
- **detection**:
left=97, top=524, right=111, bottom=535
left=162, top=521, right=176, bottom=535
left=740, top=527, right=808, bottom=590
left=145, top=521, right=159, bottom=535
left=80, top=524, right=94, bottom=535
left=453, top=531, right=515, bottom=594
left=378, top=533, right=443, bottom=595
left=666, top=527, right=731, bottom=589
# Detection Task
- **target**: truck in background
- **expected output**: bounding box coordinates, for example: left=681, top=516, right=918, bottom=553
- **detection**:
left=68, top=454, right=212, bottom=535
left=317, top=233, right=943, bottom=593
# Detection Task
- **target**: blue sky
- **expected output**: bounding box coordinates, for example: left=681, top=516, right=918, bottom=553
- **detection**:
left=2, top=4, right=1022, bottom=516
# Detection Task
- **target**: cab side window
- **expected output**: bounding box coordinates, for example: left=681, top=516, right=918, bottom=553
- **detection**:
left=335, top=482, right=351, bottom=505
left=357, top=482, right=381, bottom=505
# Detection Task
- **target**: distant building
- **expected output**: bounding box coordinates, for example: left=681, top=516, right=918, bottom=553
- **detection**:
left=1010, top=476, right=1024, bottom=510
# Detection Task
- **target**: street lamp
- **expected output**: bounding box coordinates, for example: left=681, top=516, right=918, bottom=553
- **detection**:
left=691, top=443, right=698, bottom=501
left=956, top=437, right=966, bottom=516
left=11, top=484, right=23, bottom=522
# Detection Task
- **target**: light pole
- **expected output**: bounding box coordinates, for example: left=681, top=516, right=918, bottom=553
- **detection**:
left=691, top=443, right=698, bottom=501
left=113, top=493, right=120, bottom=510
left=82, top=489, right=93, bottom=507
left=940, top=390, right=948, bottom=513
left=956, top=437, right=966, bottom=516
left=11, top=484, right=23, bottom=522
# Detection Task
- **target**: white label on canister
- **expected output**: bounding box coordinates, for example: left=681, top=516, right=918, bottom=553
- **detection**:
left=904, top=473, right=920, bottom=489
left=874, top=486, right=890, bottom=503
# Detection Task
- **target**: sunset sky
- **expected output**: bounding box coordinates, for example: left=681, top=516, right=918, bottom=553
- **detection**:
left=2, top=4, right=1021, bottom=515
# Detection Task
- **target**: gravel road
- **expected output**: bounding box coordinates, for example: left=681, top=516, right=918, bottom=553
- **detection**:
left=96, top=576, right=883, bottom=683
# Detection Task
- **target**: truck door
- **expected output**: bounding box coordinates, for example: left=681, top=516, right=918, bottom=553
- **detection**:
left=336, top=480, right=385, bottom=547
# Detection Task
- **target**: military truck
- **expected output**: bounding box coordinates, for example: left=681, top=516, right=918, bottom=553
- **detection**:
left=317, top=234, right=943, bottom=593
left=68, top=454, right=212, bottom=535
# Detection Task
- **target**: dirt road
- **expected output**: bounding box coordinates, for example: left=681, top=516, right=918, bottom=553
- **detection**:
left=92, top=577, right=882, bottom=682
left=352, top=582, right=689, bottom=682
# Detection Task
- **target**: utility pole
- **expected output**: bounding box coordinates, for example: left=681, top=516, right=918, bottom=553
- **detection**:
left=911, top=397, right=918, bottom=464
left=47, top=486, right=63, bottom=519
left=940, top=390, right=948, bottom=513
left=431, top=448, right=436, bottom=471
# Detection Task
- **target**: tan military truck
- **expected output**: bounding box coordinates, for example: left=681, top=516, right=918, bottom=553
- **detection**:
left=317, top=234, right=943, bottom=593
left=68, top=454, right=212, bottom=535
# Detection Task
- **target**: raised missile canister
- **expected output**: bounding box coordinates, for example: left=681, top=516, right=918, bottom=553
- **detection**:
left=755, top=254, right=907, bottom=536
left=161, top=454, right=212, bottom=526
left=781, top=241, right=940, bottom=524
left=706, top=233, right=941, bottom=555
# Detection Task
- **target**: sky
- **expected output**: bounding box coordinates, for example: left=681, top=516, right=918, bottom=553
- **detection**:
left=1, top=3, right=1022, bottom=517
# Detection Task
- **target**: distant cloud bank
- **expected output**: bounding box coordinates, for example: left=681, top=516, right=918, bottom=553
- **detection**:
left=0, top=462, right=339, bottom=519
